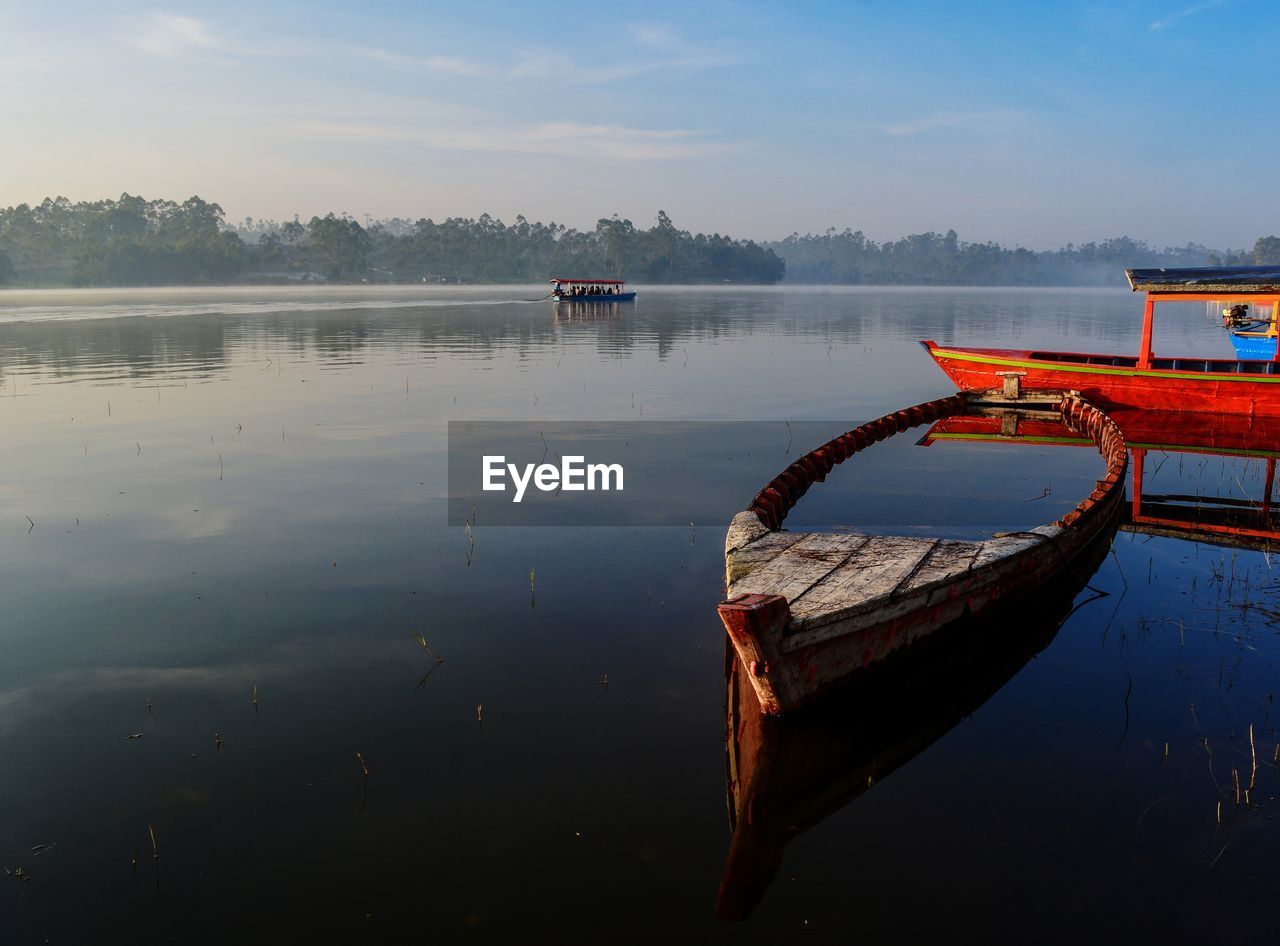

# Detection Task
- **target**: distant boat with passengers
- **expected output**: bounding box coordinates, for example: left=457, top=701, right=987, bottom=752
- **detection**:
left=549, top=278, right=637, bottom=302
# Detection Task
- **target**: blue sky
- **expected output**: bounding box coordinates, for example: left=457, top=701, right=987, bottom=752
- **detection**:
left=1, top=0, right=1276, bottom=248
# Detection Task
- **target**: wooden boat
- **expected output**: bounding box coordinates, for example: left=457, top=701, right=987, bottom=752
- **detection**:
left=716, top=392, right=1128, bottom=716
left=923, top=266, right=1280, bottom=414
left=549, top=278, right=637, bottom=302
left=717, top=527, right=1113, bottom=919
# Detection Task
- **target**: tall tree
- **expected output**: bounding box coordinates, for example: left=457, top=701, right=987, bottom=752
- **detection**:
left=307, top=214, right=371, bottom=280
left=1253, top=236, right=1280, bottom=265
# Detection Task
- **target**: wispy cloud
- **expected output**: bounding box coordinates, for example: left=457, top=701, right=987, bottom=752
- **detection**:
left=128, top=11, right=219, bottom=57
left=357, top=23, right=739, bottom=86
left=886, top=110, right=1021, bottom=136
left=508, top=47, right=738, bottom=84
left=1149, top=0, right=1227, bottom=31
left=629, top=23, right=680, bottom=47
left=354, top=46, right=492, bottom=78
left=293, top=118, right=725, bottom=161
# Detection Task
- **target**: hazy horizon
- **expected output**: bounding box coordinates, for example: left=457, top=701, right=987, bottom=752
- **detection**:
left=3, top=1, right=1277, bottom=251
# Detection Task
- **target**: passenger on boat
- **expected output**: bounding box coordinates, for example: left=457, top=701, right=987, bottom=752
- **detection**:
left=1224, top=304, right=1251, bottom=327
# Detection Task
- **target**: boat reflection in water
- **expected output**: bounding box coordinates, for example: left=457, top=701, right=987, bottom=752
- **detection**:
left=925, top=407, right=1280, bottom=549
left=1119, top=409, right=1280, bottom=549
left=551, top=300, right=627, bottom=323
left=717, top=406, right=1280, bottom=920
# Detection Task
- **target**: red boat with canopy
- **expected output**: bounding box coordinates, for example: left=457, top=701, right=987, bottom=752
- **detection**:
left=923, top=266, right=1280, bottom=414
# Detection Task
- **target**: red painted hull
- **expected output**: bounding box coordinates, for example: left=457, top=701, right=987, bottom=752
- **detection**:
left=922, top=340, right=1280, bottom=415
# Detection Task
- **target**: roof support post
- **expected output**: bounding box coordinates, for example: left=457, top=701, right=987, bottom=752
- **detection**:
left=1138, top=296, right=1156, bottom=370
left=1271, top=300, right=1280, bottom=362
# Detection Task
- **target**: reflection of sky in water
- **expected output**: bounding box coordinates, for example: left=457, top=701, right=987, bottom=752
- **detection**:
left=1, top=286, right=1276, bottom=942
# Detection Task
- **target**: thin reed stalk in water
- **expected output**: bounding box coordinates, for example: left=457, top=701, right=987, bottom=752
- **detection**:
left=1250, top=723, right=1258, bottom=789
left=414, top=634, right=443, bottom=663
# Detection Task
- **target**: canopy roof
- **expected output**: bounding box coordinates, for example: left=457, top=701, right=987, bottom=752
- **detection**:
left=1127, top=266, right=1280, bottom=294
left=549, top=278, right=625, bottom=284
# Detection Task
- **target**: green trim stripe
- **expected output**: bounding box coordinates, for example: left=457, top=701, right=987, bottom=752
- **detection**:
left=933, top=347, right=1280, bottom=385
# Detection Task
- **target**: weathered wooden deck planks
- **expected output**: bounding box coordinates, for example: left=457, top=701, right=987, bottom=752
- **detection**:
left=730, top=532, right=870, bottom=604
left=726, top=526, right=1034, bottom=637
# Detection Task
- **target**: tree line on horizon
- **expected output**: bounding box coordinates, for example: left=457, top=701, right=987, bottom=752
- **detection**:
left=0, top=196, right=783, bottom=287
left=768, top=228, right=1279, bottom=286
left=0, top=193, right=1277, bottom=288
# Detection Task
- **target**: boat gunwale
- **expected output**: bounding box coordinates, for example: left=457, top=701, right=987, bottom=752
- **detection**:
left=924, top=340, right=1280, bottom=384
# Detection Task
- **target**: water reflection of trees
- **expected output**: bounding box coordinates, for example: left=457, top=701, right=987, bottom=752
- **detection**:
left=0, top=289, right=1147, bottom=381
left=0, top=316, right=231, bottom=382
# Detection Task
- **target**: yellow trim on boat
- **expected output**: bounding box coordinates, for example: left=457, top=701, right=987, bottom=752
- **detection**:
left=932, top=347, right=1280, bottom=385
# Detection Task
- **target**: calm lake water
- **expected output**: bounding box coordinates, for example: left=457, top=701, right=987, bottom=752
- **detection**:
left=1, top=285, right=1277, bottom=943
